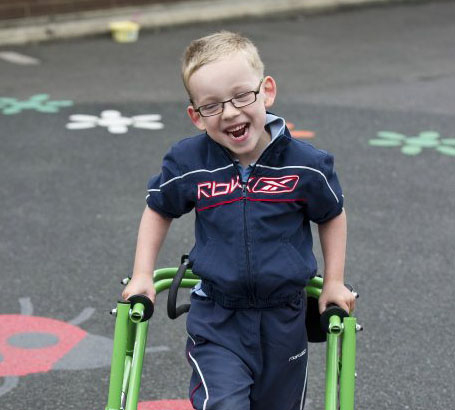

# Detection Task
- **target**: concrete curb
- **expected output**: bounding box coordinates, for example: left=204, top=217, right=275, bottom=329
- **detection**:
left=0, top=0, right=419, bottom=46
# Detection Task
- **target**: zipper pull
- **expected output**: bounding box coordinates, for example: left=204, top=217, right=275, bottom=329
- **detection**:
left=242, top=182, right=247, bottom=197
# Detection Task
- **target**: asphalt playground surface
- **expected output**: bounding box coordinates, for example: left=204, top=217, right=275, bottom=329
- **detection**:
left=1, top=1, right=455, bottom=409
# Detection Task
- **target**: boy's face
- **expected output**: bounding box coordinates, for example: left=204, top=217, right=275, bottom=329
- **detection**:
left=187, top=52, right=277, bottom=165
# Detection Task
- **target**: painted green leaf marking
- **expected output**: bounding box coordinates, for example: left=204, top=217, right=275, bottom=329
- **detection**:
left=37, top=105, right=60, bottom=113
left=376, top=131, right=406, bottom=140
left=30, top=94, right=50, bottom=102
left=0, top=97, right=16, bottom=106
left=4, top=106, right=26, bottom=115
left=406, top=137, right=439, bottom=148
left=0, top=95, right=74, bottom=115
left=369, top=139, right=402, bottom=147
left=418, top=131, right=440, bottom=139
left=370, top=130, right=454, bottom=157
left=436, top=146, right=455, bottom=156
left=401, top=145, right=422, bottom=155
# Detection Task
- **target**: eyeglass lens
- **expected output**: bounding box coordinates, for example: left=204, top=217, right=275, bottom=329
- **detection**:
left=200, top=92, right=256, bottom=116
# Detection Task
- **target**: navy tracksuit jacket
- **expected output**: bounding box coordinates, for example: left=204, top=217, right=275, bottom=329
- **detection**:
left=146, top=124, right=344, bottom=409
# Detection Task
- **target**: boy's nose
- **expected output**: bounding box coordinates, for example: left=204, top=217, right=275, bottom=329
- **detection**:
left=221, top=101, right=241, bottom=119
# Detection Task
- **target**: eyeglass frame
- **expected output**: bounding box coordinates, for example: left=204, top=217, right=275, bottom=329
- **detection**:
left=191, top=78, right=264, bottom=117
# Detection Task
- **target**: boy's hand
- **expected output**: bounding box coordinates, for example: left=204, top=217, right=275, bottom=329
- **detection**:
left=122, top=275, right=156, bottom=304
left=318, top=280, right=356, bottom=315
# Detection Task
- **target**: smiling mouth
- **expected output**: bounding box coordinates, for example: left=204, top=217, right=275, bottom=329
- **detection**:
left=226, top=123, right=249, bottom=139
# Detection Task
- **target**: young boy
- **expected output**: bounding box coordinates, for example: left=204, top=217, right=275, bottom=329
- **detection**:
left=123, top=31, right=355, bottom=410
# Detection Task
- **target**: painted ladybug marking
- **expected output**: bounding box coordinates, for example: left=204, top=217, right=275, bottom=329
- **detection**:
left=0, top=314, right=86, bottom=377
left=0, top=298, right=170, bottom=397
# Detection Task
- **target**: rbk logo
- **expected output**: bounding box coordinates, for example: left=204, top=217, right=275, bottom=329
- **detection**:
left=251, top=176, right=299, bottom=194
left=197, top=175, right=299, bottom=200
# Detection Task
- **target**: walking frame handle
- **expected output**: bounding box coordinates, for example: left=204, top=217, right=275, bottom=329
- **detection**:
left=106, top=296, right=152, bottom=410
left=321, top=285, right=360, bottom=410
left=128, top=294, right=154, bottom=323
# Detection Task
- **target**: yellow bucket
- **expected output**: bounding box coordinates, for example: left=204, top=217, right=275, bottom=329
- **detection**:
left=109, top=21, right=140, bottom=43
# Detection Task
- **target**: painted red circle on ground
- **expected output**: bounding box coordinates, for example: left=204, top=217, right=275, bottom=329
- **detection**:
left=138, top=399, right=193, bottom=410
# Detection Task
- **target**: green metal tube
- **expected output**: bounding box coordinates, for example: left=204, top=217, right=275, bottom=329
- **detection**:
left=121, top=318, right=135, bottom=408
left=153, top=268, right=199, bottom=282
left=325, top=317, right=341, bottom=410
left=154, top=278, right=200, bottom=295
left=125, top=320, right=149, bottom=410
left=328, top=315, right=342, bottom=335
left=122, top=355, right=132, bottom=393
left=308, top=276, right=324, bottom=289
left=305, top=286, right=322, bottom=299
left=121, top=355, right=132, bottom=407
left=105, top=302, right=130, bottom=410
left=126, top=317, right=135, bottom=356
left=130, top=302, right=144, bottom=323
left=340, top=317, right=357, bottom=410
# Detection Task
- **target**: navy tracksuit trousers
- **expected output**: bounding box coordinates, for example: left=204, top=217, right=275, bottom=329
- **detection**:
left=186, top=294, right=308, bottom=410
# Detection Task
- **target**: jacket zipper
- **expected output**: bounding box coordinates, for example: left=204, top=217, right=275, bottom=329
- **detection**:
left=217, top=134, right=286, bottom=305
left=242, top=180, right=255, bottom=305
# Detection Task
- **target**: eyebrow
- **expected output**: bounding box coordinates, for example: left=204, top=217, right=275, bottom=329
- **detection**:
left=196, top=83, right=256, bottom=105
left=197, top=95, right=221, bottom=105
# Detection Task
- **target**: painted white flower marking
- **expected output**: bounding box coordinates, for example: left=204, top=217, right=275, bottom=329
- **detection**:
left=66, top=110, right=164, bottom=134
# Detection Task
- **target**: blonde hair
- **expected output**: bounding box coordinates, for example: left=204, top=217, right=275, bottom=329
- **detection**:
left=181, top=31, right=265, bottom=96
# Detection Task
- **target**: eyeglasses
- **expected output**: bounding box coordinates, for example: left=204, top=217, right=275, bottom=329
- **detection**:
left=194, top=79, right=264, bottom=117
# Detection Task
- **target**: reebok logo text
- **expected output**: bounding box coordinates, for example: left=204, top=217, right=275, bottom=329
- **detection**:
left=197, top=175, right=299, bottom=200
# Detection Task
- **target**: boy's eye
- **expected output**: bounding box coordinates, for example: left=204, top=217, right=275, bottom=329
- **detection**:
left=201, top=103, right=221, bottom=113
left=233, top=92, right=252, bottom=102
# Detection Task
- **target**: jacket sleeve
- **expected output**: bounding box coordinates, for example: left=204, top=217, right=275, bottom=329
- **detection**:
left=145, top=145, right=195, bottom=218
left=305, top=151, right=344, bottom=224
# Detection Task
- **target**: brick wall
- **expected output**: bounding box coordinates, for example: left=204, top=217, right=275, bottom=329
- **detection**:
left=0, top=0, right=186, bottom=21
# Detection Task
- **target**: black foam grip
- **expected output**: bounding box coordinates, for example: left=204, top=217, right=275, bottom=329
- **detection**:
left=320, top=304, right=350, bottom=334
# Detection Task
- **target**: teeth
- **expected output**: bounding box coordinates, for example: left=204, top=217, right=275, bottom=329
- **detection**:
left=226, top=124, right=246, bottom=133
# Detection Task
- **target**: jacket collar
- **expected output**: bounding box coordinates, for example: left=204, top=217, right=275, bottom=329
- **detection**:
left=205, top=112, right=292, bottom=167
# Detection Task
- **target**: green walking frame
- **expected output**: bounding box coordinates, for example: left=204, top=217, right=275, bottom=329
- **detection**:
left=105, top=263, right=361, bottom=410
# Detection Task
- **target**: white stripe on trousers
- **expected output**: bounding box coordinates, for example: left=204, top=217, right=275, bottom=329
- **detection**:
left=188, top=334, right=210, bottom=410
left=300, top=354, right=309, bottom=410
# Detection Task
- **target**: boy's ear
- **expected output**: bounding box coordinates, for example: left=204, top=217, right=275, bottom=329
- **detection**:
left=262, top=76, right=277, bottom=108
left=187, top=105, right=206, bottom=131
